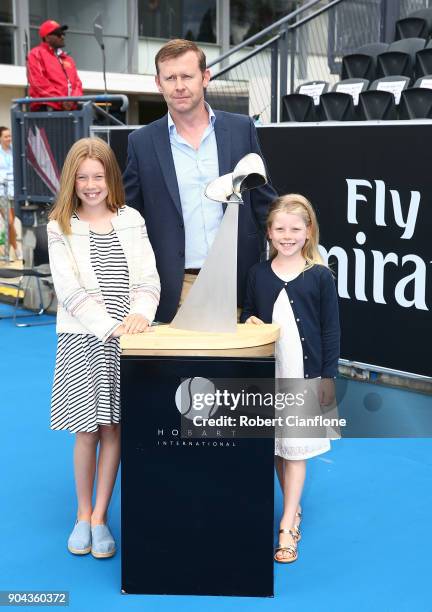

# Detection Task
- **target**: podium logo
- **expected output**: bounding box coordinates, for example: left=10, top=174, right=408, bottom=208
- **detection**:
left=175, top=377, right=217, bottom=420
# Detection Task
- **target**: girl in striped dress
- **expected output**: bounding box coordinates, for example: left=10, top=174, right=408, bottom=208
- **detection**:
left=47, top=138, right=160, bottom=558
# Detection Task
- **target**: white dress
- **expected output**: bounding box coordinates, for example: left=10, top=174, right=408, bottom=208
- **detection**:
left=272, top=270, right=331, bottom=460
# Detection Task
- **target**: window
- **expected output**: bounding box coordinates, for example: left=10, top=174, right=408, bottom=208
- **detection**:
left=29, top=0, right=129, bottom=72
left=0, top=0, right=15, bottom=64
left=29, top=0, right=127, bottom=36
left=138, top=0, right=217, bottom=43
left=230, top=0, right=300, bottom=45
left=0, top=0, right=13, bottom=22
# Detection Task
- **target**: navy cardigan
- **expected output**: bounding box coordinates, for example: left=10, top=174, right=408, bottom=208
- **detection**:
left=240, top=261, right=340, bottom=378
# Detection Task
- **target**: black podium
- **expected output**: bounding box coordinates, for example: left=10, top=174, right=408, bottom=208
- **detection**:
left=120, top=335, right=276, bottom=597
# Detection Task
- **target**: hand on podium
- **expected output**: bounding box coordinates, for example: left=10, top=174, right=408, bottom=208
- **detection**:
left=245, top=315, right=265, bottom=325
left=111, top=315, right=154, bottom=338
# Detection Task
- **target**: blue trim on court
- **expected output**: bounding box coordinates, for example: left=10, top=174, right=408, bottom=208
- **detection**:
left=1, top=304, right=431, bottom=612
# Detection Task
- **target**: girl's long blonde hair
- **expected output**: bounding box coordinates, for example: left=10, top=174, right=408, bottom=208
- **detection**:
left=49, top=137, right=125, bottom=234
left=267, top=194, right=325, bottom=269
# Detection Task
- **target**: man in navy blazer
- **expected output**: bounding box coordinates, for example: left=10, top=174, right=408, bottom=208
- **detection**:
left=123, top=39, right=277, bottom=323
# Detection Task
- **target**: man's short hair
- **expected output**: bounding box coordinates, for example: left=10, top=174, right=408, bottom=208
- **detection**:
left=155, top=39, right=207, bottom=74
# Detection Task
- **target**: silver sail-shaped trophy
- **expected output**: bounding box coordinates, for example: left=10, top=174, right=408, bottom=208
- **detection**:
left=170, top=153, right=268, bottom=333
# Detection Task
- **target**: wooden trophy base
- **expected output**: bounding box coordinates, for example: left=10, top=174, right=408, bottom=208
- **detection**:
left=120, top=322, right=280, bottom=357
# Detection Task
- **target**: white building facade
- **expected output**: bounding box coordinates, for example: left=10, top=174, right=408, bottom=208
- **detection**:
left=0, top=0, right=300, bottom=125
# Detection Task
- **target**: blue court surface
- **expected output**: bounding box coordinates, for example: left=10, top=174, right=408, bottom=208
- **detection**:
left=1, top=304, right=431, bottom=612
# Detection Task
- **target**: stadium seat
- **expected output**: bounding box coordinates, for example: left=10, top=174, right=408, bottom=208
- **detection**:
left=319, top=92, right=355, bottom=121
left=341, top=43, right=388, bottom=80
left=415, top=40, right=432, bottom=77
left=399, top=85, right=432, bottom=118
left=333, top=78, right=369, bottom=104
left=296, top=81, right=329, bottom=101
left=357, top=90, right=396, bottom=120
left=395, top=8, right=432, bottom=40
left=413, top=75, right=432, bottom=88
left=315, top=80, right=368, bottom=121
left=369, top=75, right=410, bottom=103
left=281, top=81, right=329, bottom=122
left=377, top=38, right=426, bottom=78
left=281, top=93, right=318, bottom=122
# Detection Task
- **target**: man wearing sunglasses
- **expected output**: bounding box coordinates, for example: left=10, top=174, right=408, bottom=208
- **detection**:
left=27, top=20, right=83, bottom=111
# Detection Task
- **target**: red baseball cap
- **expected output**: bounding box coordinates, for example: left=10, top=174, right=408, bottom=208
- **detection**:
left=39, top=20, right=68, bottom=38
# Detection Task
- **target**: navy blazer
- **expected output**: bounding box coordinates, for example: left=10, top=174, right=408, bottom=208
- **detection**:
left=240, top=261, right=340, bottom=378
left=123, top=111, right=277, bottom=322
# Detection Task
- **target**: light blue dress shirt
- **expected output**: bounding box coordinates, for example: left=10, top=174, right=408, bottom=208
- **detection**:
left=0, top=146, right=13, bottom=198
left=168, top=104, right=223, bottom=269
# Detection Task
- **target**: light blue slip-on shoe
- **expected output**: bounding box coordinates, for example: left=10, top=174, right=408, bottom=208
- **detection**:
left=67, top=520, right=91, bottom=555
left=91, top=524, right=116, bottom=559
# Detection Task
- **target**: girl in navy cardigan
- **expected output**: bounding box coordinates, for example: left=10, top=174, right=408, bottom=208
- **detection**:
left=241, top=194, right=340, bottom=564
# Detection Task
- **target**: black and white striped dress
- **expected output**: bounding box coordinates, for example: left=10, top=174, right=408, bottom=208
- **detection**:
left=51, top=212, right=129, bottom=433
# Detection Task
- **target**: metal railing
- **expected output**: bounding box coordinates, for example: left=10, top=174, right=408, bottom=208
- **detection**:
left=10, top=94, right=129, bottom=222
left=207, top=0, right=325, bottom=122
left=206, top=0, right=432, bottom=123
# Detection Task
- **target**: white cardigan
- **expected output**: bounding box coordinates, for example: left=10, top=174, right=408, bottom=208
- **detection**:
left=47, top=206, right=160, bottom=342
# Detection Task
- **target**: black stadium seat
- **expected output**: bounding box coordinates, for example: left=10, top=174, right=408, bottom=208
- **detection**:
left=341, top=43, right=388, bottom=80
left=296, top=81, right=329, bottom=100
left=415, top=40, right=432, bottom=77
left=369, top=75, right=410, bottom=103
left=395, top=8, right=432, bottom=40
left=413, top=75, right=432, bottom=89
left=281, top=93, right=318, bottom=122
left=333, top=78, right=369, bottom=102
left=357, top=76, right=410, bottom=120
left=376, top=38, right=425, bottom=78
left=281, top=81, right=329, bottom=122
left=319, top=92, right=355, bottom=121
left=317, top=80, right=369, bottom=121
left=399, top=85, right=432, bottom=119
left=357, top=90, right=396, bottom=120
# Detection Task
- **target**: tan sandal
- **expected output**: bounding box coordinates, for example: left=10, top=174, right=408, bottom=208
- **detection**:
left=274, top=528, right=298, bottom=563
left=291, top=524, right=301, bottom=543
left=293, top=506, right=302, bottom=542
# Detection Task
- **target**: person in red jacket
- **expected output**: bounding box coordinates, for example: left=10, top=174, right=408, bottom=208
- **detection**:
left=27, top=20, right=83, bottom=111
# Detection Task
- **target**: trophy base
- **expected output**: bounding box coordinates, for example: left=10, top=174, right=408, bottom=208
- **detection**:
left=120, top=323, right=280, bottom=357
